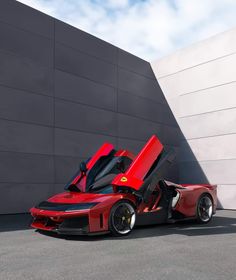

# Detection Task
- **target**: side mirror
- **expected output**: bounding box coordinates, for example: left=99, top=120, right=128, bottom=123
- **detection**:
left=80, top=161, right=87, bottom=173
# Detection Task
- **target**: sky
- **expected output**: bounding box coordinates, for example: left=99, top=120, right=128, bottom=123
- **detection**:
left=17, top=0, right=236, bottom=61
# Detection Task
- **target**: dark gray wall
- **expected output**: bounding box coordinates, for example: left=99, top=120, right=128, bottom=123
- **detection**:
left=0, top=0, right=180, bottom=214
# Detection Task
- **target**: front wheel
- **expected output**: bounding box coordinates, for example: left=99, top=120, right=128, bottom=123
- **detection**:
left=196, top=194, right=213, bottom=223
left=109, top=201, right=136, bottom=236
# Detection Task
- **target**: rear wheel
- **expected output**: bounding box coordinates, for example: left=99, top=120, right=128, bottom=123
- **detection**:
left=109, top=201, right=136, bottom=236
left=196, top=194, right=213, bottom=223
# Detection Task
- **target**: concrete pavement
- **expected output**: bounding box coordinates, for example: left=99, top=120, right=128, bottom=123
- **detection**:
left=0, top=210, right=236, bottom=280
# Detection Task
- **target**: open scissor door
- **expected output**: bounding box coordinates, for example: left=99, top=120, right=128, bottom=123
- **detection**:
left=66, top=143, right=115, bottom=192
left=112, top=135, right=164, bottom=191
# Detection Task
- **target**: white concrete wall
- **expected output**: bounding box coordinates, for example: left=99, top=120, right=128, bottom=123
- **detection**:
left=151, top=28, right=236, bottom=209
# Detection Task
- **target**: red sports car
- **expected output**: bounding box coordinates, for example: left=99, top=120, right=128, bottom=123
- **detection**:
left=30, top=135, right=217, bottom=236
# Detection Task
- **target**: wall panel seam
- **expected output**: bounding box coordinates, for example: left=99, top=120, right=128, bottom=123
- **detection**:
left=0, top=18, right=54, bottom=40
left=0, top=117, right=54, bottom=129
left=0, top=83, right=53, bottom=99
left=180, top=106, right=236, bottom=119
left=0, top=76, right=167, bottom=114
left=160, top=80, right=236, bottom=98
left=0, top=114, right=180, bottom=140
left=157, top=50, right=236, bottom=79
left=0, top=182, right=55, bottom=185
left=0, top=150, right=54, bottom=157
left=55, top=40, right=117, bottom=66
left=180, top=158, right=236, bottom=163
left=0, top=48, right=54, bottom=70
left=118, top=64, right=157, bottom=81
left=55, top=68, right=166, bottom=105
left=0, top=182, right=56, bottom=184
left=55, top=66, right=117, bottom=89
left=53, top=127, right=180, bottom=147
left=118, top=88, right=166, bottom=105
left=0, top=140, right=179, bottom=157
left=52, top=18, right=56, bottom=193
left=115, top=48, right=119, bottom=148
left=180, top=132, right=236, bottom=141
left=55, top=98, right=178, bottom=128
left=179, top=80, right=236, bottom=97
left=55, top=65, right=156, bottom=91
left=56, top=41, right=156, bottom=80
left=158, top=81, right=236, bottom=101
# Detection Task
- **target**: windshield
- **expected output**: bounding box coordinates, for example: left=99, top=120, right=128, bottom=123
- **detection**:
left=90, top=184, right=114, bottom=194
left=88, top=156, right=132, bottom=192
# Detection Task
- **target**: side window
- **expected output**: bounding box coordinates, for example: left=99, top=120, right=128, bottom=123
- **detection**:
left=109, top=156, right=132, bottom=174
left=93, top=157, right=118, bottom=182
left=94, top=156, right=133, bottom=182
left=123, top=157, right=133, bottom=170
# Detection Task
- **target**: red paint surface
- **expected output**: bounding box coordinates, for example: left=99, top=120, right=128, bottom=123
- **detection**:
left=30, top=135, right=217, bottom=235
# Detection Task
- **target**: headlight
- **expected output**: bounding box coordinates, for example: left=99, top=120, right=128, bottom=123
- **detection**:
left=172, top=192, right=180, bottom=208
left=65, top=203, right=98, bottom=212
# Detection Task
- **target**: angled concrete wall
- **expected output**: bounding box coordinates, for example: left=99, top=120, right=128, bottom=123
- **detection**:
left=151, top=28, right=236, bottom=209
left=0, top=0, right=180, bottom=214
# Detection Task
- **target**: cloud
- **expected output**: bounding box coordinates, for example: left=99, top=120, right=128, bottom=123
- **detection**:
left=17, top=0, right=236, bottom=61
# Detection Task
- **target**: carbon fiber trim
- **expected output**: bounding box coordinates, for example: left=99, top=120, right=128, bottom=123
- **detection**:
left=36, top=201, right=98, bottom=211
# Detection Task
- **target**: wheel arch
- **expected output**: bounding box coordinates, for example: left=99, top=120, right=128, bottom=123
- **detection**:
left=199, top=191, right=213, bottom=202
left=196, top=192, right=214, bottom=223
left=123, top=198, right=137, bottom=210
left=109, top=198, right=137, bottom=212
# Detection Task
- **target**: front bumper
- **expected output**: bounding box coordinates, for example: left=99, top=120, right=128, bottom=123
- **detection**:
left=31, top=214, right=90, bottom=235
left=30, top=202, right=110, bottom=235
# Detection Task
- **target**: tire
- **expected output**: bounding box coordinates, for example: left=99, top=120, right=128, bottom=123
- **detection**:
left=196, top=194, right=213, bottom=224
left=109, top=200, right=136, bottom=237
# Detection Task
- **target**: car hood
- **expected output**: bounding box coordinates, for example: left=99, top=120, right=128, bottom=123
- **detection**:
left=47, top=191, right=117, bottom=204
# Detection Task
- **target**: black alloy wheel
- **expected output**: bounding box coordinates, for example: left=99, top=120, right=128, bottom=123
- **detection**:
left=197, top=194, right=213, bottom=223
left=109, top=201, right=136, bottom=236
